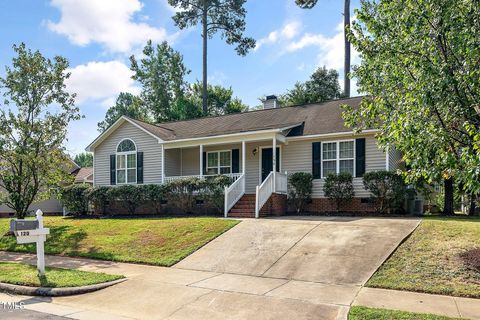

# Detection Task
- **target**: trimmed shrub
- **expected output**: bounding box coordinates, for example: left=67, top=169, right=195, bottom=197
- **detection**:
left=88, top=186, right=111, bottom=215
left=288, top=172, right=313, bottom=213
left=140, top=184, right=168, bottom=214
left=60, top=184, right=92, bottom=215
left=323, top=172, right=354, bottom=212
left=363, top=170, right=406, bottom=213
left=201, top=175, right=233, bottom=211
left=166, top=177, right=201, bottom=213
left=108, top=185, right=144, bottom=215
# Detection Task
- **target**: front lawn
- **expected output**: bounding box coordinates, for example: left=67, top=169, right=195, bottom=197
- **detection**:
left=0, top=262, right=123, bottom=288
left=0, top=216, right=239, bottom=266
left=348, top=306, right=462, bottom=320
left=367, top=216, right=480, bottom=298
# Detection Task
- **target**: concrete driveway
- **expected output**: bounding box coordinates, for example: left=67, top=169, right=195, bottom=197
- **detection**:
left=174, top=216, right=420, bottom=285
left=0, top=217, right=420, bottom=320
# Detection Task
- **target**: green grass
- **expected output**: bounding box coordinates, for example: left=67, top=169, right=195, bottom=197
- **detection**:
left=348, top=306, right=462, bottom=320
left=367, top=216, right=480, bottom=298
left=0, top=262, right=123, bottom=288
left=0, top=216, right=239, bottom=266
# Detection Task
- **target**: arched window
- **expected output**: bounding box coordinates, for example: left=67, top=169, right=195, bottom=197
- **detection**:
left=116, top=139, right=137, bottom=184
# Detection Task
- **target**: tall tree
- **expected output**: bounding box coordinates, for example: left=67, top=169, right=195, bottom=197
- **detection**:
left=97, top=92, right=150, bottom=132
left=130, top=41, right=190, bottom=122
left=343, top=0, right=480, bottom=215
left=0, top=43, right=80, bottom=218
left=280, top=66, right=341, bottom=106
left=188, top=82, right=248, bottom=116
left=168, top=0, right=255, bottom=114
left=295, top=0, right=351, bottom=97
left=74, top=152, right=93, bottom=168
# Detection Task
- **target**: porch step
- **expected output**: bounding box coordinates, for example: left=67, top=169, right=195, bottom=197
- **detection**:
left=228, top=194, right=256, bottom=218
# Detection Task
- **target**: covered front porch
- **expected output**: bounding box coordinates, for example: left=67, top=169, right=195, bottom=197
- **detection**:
left=160, top=133, right=288, bottom=218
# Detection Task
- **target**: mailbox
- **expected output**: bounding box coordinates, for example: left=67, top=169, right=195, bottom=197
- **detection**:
left=10, top=219, right=39, bottom=232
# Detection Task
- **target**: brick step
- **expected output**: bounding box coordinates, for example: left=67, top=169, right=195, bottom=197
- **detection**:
left=230, top=208, right=255, bottom=213
left=233, top=204, right=255, bottom=209
left=229, top=212, right=255, bottom=218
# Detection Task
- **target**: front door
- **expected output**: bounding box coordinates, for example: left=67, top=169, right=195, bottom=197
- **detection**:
left=261, top=147, right=280, bottom=182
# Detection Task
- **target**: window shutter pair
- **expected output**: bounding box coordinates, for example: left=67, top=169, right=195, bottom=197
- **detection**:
left=109, top=152, right=144, bottom=184
left=311, top=138, right=366, bottom=178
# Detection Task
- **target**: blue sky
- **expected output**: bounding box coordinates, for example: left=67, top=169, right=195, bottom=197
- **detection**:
left=0, top=0, right=361, bottom=156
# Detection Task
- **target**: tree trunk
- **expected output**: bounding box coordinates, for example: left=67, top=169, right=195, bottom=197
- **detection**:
left=343, top=0, right=351, bottom=98
left=468, top=193, right=477, bottom=216
left=443, top=177, right=454, bottom=215
left=202, top=2, right=208, bottom=115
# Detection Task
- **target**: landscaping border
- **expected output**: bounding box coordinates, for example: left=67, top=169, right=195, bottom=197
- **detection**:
left=0, top=278, right=127, bottom=297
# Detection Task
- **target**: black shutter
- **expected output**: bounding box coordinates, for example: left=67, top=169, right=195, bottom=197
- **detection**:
left=137, top=152, right=144, bottom=184
left=202, top=152, right=207, bottom=175
left=312, top=142, right=321, bottom=179
left=232, top=149, right=240, bottom=173
left=110, top=155, right=116, bottom=185
left=276, top=147, right=280, bottom=172
left=355, top=138, right=366, bottom=177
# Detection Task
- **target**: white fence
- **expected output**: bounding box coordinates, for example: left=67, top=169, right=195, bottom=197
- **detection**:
left=255, top=171, right=274, bottom=218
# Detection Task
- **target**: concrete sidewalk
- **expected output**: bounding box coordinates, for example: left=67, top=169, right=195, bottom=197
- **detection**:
left=1, top=252, right=479, bottom=319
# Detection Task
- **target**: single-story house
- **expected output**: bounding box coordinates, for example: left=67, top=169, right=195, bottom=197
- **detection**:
left=86, top=96, right=402, bottom=217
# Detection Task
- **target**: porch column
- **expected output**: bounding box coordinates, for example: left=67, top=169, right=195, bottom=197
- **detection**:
left=161, top=144, right=165, bottom=184
left=199, top=144, right=204, bottom=178
left=272, top=137, right=276, bottom=192
left=242, top=141, right=246, bottom=174
left=242, top=141, right=246, bottom=190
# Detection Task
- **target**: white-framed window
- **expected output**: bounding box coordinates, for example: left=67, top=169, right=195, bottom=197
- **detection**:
left=207, top=150, right=231, bottom=175
left=322, top=140, right=355, bottom=177
left=116, top=139, right=137, bottom=184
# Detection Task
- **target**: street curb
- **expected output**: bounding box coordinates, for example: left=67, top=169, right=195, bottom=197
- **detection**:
left=0, top=278, right=127, bottom=296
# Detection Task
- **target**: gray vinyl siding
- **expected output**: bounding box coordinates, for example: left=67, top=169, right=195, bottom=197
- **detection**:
left=93, top=121, right=162, bottom=186
left=282, top=135, right=386, bottom=198
left=388, top=146, right=403, bottom=172
left=165, top=149, right=181, bottom=176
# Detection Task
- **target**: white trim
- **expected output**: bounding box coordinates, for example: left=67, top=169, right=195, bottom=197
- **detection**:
left=286, top=129, right=380, bottom=142
left=116, top=138, right=137, bottom=152
left=199, top=144, right=204, bottom=178
left=85, top=116, right=163, bottom=152
left=321, top=139, right=355, bottom=178
left=258, top=145, right=282, bottom=185
left=115, top=138, right=137, bottom=185
left=206, top=150, right=232, bottom=175
left=161, top=144, right=165, bottom=184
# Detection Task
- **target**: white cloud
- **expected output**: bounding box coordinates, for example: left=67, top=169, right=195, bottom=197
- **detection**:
left=286, top=20, right=359, bottom=71
left=255, top=21, right=301, bottom=51
left=47, top=0, right=171, bottom=53
left=66, top=61, right=140, bottom=107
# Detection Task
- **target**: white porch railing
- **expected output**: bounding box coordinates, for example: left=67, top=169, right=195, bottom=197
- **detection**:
left=164, top=173, right=242, bottom=184
left=224, top=173, right=245, bottom=217
left=275, top=171, right=288, bottom=194
left=255, top=171, right=274, bottom=218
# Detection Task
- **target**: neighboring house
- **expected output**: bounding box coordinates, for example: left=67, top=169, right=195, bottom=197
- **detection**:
left=86, top=96, right=402, bottom=217
left=0, top=161, right=93, bottom=218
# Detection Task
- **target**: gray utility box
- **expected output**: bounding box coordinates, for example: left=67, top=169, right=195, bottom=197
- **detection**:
left=10, top=219, right=39, bottom=232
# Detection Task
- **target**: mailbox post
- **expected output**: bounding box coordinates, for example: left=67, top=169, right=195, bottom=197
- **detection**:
left=10, top=209, right=50, bottom=276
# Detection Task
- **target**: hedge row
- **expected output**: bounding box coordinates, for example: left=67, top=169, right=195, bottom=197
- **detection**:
left=60, top=175, right=232, bottom=216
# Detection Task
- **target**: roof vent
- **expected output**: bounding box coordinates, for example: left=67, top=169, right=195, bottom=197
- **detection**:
left=263, top=95, right=279, bottom=109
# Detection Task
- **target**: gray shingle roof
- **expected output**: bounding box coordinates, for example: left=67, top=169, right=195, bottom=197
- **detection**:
left=128, top=96, right=363, bottom=141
